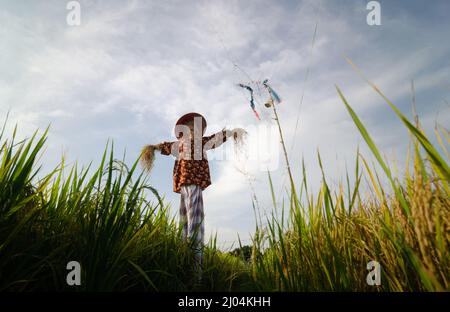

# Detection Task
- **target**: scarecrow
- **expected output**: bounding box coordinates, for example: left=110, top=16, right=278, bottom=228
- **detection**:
left=140, top=112, right=246, bottom=280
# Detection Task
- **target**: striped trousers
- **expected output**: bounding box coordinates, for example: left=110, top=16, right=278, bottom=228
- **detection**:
left=179, top=185, right=205, bottom=277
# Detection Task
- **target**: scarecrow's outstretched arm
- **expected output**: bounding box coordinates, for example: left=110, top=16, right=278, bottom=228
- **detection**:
left=203, top=129, right=235, bottom=150
left=155, top=141, right=178, bottom=156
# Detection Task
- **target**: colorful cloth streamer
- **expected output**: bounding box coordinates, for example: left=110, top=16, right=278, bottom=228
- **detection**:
left=262, top=79, right=282, bottom=104
left=237, top=83, right=260, bottom=120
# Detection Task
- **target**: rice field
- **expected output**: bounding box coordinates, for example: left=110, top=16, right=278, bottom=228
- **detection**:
left=0, top=83, right=448, bottom=291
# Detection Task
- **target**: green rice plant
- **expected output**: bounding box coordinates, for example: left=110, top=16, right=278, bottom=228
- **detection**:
left=248, top=80, right=449, bottom=292
left=0, top=118, right=252, bottom=291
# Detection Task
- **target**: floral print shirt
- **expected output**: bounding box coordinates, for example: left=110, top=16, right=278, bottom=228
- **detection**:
left=159, top=130, right=229, bottom=193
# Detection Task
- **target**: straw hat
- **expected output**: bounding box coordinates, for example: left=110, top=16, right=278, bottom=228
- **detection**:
left=174, top=112, right=207, bottom=139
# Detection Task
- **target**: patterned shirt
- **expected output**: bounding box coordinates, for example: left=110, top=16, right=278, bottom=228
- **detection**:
left=159, top=130, right=229, bottom=193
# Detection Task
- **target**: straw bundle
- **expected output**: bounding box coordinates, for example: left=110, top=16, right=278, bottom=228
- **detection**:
left=231, top=128, right=248, bottom=155
left=140, top=144, right=156, bottom=172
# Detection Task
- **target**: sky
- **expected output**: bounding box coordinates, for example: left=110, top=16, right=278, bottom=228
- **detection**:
left=1, top=0, right=449, bottom=250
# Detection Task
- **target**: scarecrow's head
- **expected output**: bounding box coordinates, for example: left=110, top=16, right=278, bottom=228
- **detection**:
left=174, top=112, right=207, bottom=140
